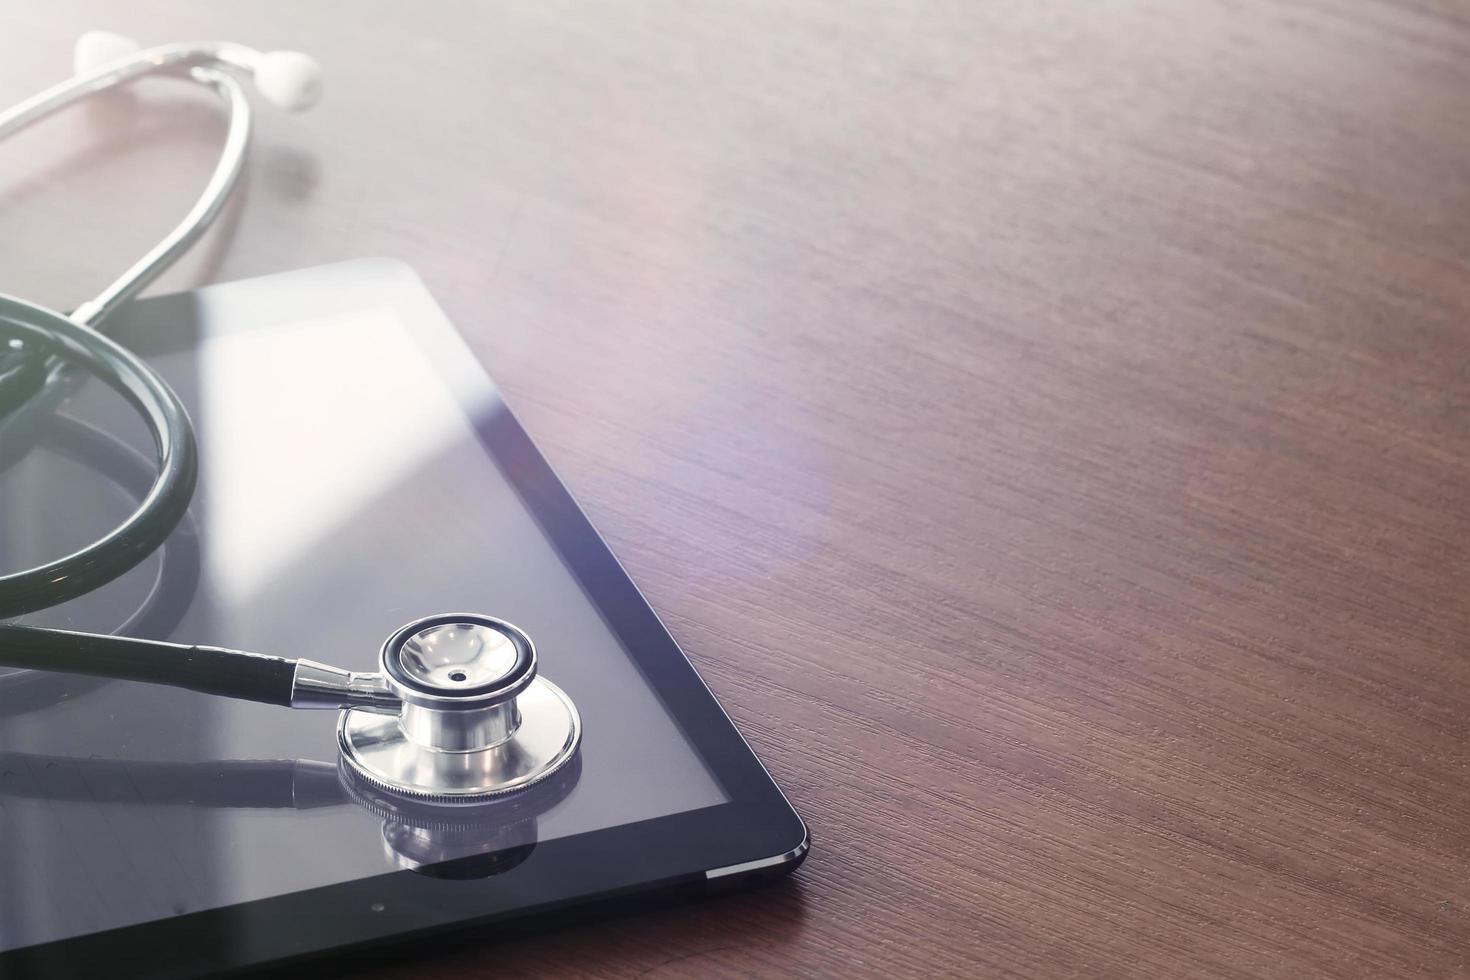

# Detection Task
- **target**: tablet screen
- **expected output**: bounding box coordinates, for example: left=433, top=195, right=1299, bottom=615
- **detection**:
left=0, top=264, right=729, bottom=953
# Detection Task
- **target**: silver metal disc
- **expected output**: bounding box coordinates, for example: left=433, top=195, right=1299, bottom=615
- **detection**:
left=337, top=676, right=581, bottom=804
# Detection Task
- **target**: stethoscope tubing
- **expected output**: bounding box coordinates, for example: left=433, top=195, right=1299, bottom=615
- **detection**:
left=0, top=298, right=198, bottom=618
left=0, top=410, right=203, bottom=719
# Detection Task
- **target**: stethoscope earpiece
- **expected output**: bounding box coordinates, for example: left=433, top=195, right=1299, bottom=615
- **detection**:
left=252, top=50, right=324, bottom=111
left=72, top=31, right=325, bottom=112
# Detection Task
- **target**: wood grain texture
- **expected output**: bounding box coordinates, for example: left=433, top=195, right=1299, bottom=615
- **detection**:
left=4, top=1, right=1470, bottom=977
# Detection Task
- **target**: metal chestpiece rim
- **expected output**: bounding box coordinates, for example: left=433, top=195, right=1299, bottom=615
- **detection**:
left=336, top=614, right=582, bottom=804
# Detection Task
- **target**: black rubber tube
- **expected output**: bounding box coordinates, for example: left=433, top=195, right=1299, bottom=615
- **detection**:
left=0, top=624, right=297, bottom=706
left=0, top=412, right=203, bottom=719
left=0, top=295, right=198, bottom=618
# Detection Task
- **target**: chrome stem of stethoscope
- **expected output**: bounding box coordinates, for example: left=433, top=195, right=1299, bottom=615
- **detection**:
left=0, top=35, right=321, bottom=326
left=72, top=66, right=251, bottom=326
left=0, top=614, right=583, bottom=804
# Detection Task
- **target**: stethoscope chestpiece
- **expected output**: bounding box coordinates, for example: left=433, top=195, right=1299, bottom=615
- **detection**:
left=337, top=614, right=581, bottom=804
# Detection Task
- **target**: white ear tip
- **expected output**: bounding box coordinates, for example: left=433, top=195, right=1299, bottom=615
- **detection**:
left=74, top=30, right=142, bottom=75
left=254, top=50, right=324, bottom=111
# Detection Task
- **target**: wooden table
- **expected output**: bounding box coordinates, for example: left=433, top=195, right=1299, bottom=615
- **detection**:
left=4, top=2, right=1470, bottom=977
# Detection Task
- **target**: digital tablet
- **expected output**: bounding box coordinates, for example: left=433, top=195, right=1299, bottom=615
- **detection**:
left=0, top=259, right=808, bottom=978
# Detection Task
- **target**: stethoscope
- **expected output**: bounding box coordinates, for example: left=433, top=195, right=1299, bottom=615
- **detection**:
left=0, top=34, right=583, bottom=805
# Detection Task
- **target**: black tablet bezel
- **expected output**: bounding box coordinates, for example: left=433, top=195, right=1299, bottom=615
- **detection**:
left=0, top=260, right=808, bottom=979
